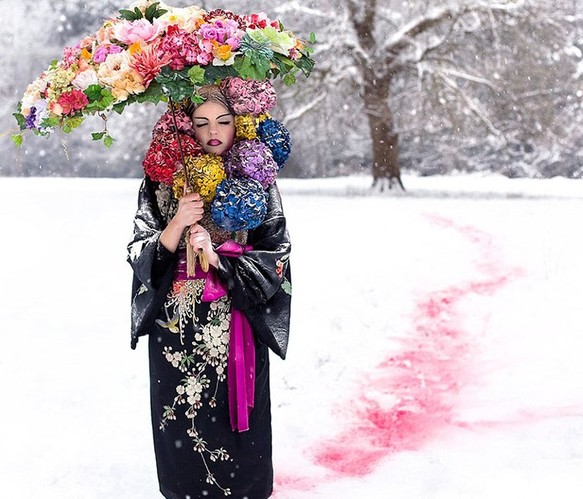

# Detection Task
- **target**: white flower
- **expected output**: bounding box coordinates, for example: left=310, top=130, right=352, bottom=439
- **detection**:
left=72, top=68, right=98, bottom=90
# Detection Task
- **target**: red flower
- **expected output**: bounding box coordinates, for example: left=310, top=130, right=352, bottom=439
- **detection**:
left=143, top=130, right=202, bottom=185
left=57, top=89, right=89, bottom=115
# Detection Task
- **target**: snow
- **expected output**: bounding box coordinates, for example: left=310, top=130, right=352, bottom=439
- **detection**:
left=1, top=174, right=582, bottom=498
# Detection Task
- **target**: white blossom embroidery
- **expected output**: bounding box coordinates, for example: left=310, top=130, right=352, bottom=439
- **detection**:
left=157, top=279, right=233, bottom=496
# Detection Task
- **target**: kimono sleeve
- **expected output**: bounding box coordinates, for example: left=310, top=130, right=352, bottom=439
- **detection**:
left=127, top=178, right=177, bottom=348
left=216, top=183, right=292, bottom=358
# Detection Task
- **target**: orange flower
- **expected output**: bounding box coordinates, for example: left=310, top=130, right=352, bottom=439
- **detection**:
left=215, top=44, right=232, bottom=61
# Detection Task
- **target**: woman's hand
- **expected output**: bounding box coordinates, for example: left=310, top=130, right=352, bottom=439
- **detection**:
left=189, top=224, right=219, bottom=268
left=174, top=192, right=204, bottom=229
left=160, top=193, right=204, bottom=253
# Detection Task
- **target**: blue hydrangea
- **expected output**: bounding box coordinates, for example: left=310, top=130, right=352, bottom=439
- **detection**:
left=210, top=177, right=268, bottom=231
left=257, top=119, right=292, bottom=169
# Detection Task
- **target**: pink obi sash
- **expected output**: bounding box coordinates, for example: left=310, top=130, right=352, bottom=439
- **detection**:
left=175, top=241, right=255, bottom=432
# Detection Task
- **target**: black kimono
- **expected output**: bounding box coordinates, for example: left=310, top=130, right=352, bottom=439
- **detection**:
left=127, top=178, right=291, bottom=499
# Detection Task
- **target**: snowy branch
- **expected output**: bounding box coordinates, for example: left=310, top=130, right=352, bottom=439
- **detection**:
left=436, top=72, right=504, bottom=137
left=283, top=93, right=327, bottom=123
left=273, top=1, right=339, bottom=21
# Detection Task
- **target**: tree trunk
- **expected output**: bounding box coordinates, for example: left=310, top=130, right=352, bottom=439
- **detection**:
left=363, top=76, right=404, bottom=191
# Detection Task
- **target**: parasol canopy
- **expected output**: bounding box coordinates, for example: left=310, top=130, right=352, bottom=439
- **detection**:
left=12, top=1, right=315, bottom=147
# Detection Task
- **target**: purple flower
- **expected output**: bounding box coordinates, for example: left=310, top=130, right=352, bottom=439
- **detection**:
left=224, top=140, right=278, bottom=188
left=25, top=107, right=37, bottom=129
left=93, top=44, right=123, bottom=64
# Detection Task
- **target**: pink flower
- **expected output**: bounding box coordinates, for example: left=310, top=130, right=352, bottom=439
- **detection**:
left=114, top=19, right=163, bottom=45
left=131, top=44, right=172, bottom=87
left=158, top=25, right=211, bottom=70
left=57, top=89, right=89, bottom=115
left=93, top=44, right=122, bottom=64
left=61, top=46, right=80, bottom=69
left=245, top=13, right=280, bottom=30
left=220, top=77, right=277, bottom=116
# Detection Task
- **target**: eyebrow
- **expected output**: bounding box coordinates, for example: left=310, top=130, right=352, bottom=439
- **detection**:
left=193, top=113, right=232, bottom=120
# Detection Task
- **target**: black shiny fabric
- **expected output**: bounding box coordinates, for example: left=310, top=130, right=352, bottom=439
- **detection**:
left=127, top=178, right=291, bottom=359
left=126, top=178, right=292, bottom=498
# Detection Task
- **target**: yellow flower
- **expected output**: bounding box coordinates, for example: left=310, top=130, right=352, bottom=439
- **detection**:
left=215, top=44, right=232, bottom=61
left=173, top=154, right=225, bottom=203
left=235, top=115, right=258, bottom=140
left=128, top=41, right=143, bottom=56
left=80, top=48, right=92, bottom=60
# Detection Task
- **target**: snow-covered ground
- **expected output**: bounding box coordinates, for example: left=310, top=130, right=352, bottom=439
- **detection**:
left=0, top=174, right=582, bottom=498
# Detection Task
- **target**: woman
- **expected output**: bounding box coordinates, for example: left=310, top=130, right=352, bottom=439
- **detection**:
left=127, top=85, right=292, bottom=499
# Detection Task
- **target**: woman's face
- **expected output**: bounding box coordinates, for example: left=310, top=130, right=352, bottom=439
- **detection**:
left=192, top=100, right=235, bottom=155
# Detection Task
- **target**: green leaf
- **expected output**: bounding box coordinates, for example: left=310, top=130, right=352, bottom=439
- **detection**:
left=84, top=84, right=103, bottom=102
left=91, top=132, right=106, bottom=141
left=145, top=2, right=168, bottom=22
left=112, top=100, right=129, bottom=114
left=203, top=64, right=238, bottom=84
left=296, top=54, right=315, bottom=77
left=61, top=116, right=85, bottom=134
left=155, top=67, right=195, bottom=102
left=134, top=81, right=166, bottom=104
left=11, top=134, right=23, bottom=147
left=187, top=65, right=206, bottom=85
left=191, top=93, right=204, bottom=105
left=283, top=72, right=296, bottom=86
left=104, top=135, right=114, bottom=148
left=309, top=32, right=317, bottom=44
left=281, top=278, right=292, bottom=295
left=236, top=54, right=270, bottom=80
left=13, top=112, right=26, bottom=129
left=118, top=8, right=142, bottom=20
left=42, top=116, right=60, bottom=128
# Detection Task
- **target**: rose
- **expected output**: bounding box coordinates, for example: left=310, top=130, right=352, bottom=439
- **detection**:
left=72, top=69, right=99, bottom=90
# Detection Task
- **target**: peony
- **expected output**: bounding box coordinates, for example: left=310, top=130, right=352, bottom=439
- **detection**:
left=114, top=19, right=164, bottom=44
left=110, top=71, right=145, bottom=101
left=97, top=51, right=145, bottom=100
left=72, top=68, right=99, bottom=90
left=95, top=21, right=118, bottom=44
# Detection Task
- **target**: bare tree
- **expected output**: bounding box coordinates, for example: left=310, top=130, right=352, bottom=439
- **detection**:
left=276, top=0, right=578, bottom=187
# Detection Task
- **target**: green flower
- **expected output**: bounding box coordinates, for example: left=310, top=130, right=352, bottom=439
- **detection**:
left=245, top=27, right=295, bottom=55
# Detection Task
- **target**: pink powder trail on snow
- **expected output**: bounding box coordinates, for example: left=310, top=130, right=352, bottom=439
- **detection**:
left=275, top=214, right=524, bottom=494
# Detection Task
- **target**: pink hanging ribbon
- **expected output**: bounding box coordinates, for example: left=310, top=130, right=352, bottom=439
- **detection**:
left=175, top=240, right=255, bottom=432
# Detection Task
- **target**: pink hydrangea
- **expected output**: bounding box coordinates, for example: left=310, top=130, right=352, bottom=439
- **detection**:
left=220, top=77, right=277, bottom=116
left=157, top=25, right=213, bottom=70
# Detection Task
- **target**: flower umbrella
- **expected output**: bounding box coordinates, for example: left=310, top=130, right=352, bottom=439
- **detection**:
left=13, top=1, right=315, bottom=273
